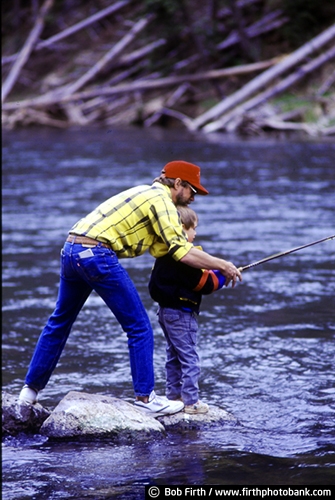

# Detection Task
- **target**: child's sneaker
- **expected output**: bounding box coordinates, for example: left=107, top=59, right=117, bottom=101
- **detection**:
left=18, top=385, right=38, bottom=404
left=184, top=400, right=209, bottom=414
left=134, top=391, right=184, bottom=417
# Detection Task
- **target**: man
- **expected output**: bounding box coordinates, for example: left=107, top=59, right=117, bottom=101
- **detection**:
left=19, top=160, right=242, bottom=417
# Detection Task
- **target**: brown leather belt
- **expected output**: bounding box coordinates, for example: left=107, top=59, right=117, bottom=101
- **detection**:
left=66, top=234, right=111, bottom=249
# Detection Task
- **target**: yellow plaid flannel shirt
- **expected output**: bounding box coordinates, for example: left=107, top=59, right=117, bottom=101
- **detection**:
left=70, top=183, right=193, bottom=260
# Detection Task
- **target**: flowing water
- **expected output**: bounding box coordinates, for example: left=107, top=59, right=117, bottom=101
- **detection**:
left=2, top=127, right=335, bottom=498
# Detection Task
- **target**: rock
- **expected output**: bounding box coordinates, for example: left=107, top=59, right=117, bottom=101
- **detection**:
left=40, top=391, right=165, bottom=440
left=2, top=391, right=236, bottom=440
left=158, top=405, right=237, bottom=430
left=2, top=392, right=51, bottom=436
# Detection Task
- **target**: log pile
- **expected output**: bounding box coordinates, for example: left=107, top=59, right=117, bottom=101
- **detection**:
left=2, top=0, right=335, bottom=136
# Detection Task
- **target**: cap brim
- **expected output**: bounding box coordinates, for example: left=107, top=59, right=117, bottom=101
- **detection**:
left=193, top=184, right=209, bottom=196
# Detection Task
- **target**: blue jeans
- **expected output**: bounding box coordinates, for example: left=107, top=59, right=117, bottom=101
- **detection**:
left=158, top=307, right=200, bottom=405
left=25, top=241, right=155, bottom=396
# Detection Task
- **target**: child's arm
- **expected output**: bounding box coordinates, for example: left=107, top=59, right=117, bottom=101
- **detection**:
left=176, top=246, right=226, bottom=294
left=180, top=246, right=242, bottom=288
left=192, top=269, right=226, bottom=295
left=175, top=262, right=226, bottom=295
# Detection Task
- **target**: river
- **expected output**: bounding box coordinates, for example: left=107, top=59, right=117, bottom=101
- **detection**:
left=2, top=126, right=335, bottom=499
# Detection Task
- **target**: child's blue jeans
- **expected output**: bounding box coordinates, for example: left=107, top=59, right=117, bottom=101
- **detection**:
left=25, top=241, right=155, bottom=397
left=158, top=306, right=200, bottom=405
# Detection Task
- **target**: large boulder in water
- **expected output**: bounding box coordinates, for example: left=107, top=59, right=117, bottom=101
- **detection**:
left=2, top=390, right=236, bottom=439
left=40, top=391, right=165, bottom=439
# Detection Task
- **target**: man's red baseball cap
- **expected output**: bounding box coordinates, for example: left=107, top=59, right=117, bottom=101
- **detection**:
left=162, top=160, right=209, bottom=195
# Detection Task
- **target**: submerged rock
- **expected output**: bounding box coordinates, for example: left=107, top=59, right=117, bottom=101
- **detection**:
left=2, top=392, right=51, bottom=435
left=158, top=405, right=237, bottom=430
left=2, top=391, right=236, bottom=440
left=40, top=391, right=165, bottom=439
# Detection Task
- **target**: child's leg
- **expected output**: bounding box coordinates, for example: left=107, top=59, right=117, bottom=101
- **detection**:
left=158, top=308, right=182, bottom=399
left=165, top=339, right=183, bottom=400
left=158, top=307, right=199, bottom=405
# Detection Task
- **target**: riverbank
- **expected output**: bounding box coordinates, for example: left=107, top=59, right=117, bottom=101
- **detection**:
left=2, top=0, right=335, bottom=136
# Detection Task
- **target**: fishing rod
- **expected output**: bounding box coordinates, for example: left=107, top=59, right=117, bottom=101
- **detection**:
left=238, top=234, right=335, bottom=272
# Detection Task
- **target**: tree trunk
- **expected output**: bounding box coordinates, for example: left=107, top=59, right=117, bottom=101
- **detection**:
left=190, top=23, right=335, bottom=130
left=2, top=0, right=132, bottom=65
left=37, top=0, right=131, bottom=50
left=2, top=57, right=280, bottom=111
left=204, top=44, right=335, bottom=133
left=217, top=10, right=287, bottom=51
left=1, top=0, right=54, bottom=103
left=60, top=15, right=155, bottom=97
left=228, top=0, right=259, bottom=61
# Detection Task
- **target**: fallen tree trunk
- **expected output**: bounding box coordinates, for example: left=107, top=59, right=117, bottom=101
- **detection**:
left=1, top=0, right=54, bottom=103
left=190, top=23, right=335, bottom=130
left=217, top=10, right=287, bottom=51
left=203, top=44, right=335, bottom=133
left=226, top=0, right=260, bottom=60
left=60, top=15, right=155, bottom=98
left=65, top=56, right=281, bottom=96
left=115, top=39, right=166, bottom=68
left=316, top=68, right=335, bottom=96
left=38, top=0, right=132, bottom=51
left=144, top=82, right=192, bottom=126
left=3, top=107, right=68, bottom=129
left=321, top=125, right=335, bottom=135
left=106, top=61, right=148, bottom=87
left=257, top=118, right=317, bottom=135
left=2, top=0, right=132, bottom=65
left=2, top=57, right=280, bottom=111
left=149, top=107, right=194, bottom=128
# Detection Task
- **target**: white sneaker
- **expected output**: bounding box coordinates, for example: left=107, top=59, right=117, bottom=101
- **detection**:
left=184, top=400, right=209, bottom=414
left=18, top=385, right=38, bottom=404
left=134, top=391, right=184, bottom=417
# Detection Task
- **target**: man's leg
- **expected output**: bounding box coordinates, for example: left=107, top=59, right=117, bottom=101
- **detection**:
left=90, top=254, right=155, bottom=397
left=21, top=243, right=92, bottom=397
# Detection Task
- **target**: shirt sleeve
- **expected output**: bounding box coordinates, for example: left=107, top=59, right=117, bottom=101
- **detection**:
left=193, top=269, right=226, bottom=294
left=159, top=261, right=224, bottom=295
left=172, top=246, right=226, bottom=294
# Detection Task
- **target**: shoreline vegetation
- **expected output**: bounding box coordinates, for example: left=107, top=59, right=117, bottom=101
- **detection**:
left=2, top=0, right=335, bottom=137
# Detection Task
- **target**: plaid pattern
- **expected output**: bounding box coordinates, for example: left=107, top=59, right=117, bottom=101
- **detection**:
left=70, top=183, right=193, bottom=260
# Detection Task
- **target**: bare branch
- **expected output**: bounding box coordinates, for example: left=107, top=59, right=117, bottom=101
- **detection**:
left=190, top=23, right=335, bottom=130
left=2, top=57, right=280, bottom=111
left=2, top=1, right=132, bottom=65
left=204, top=44, right=335, bottom=133
left=60, top=15, right=155, bottom=97
left=1, top=0, right=54, bottom=103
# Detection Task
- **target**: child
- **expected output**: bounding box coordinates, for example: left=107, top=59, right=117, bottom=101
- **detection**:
left=149, top=206, right=225, bottom=414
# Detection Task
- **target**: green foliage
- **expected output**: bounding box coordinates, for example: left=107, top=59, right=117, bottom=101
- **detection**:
left=272, top=94, right=307, bottom=111
left=272, top=94, right=322, bottom=123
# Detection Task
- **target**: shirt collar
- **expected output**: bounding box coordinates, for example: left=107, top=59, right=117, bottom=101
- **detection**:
left=152, top=181, right=172, bottom=199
